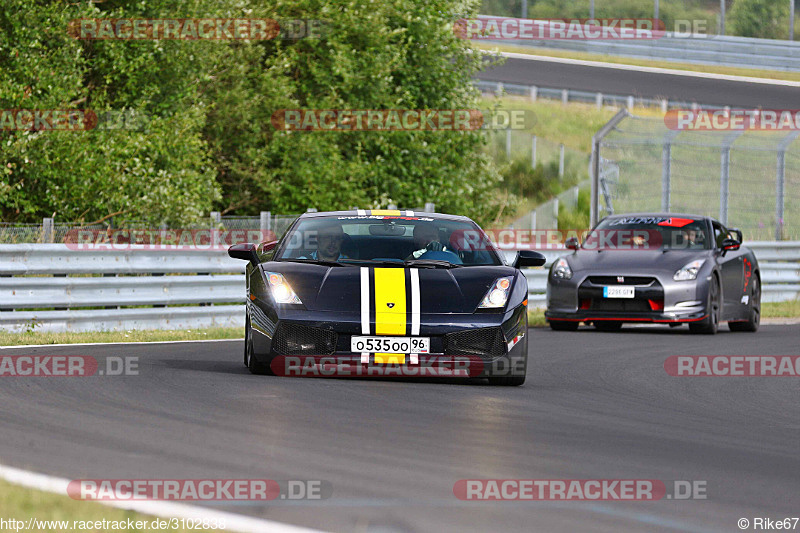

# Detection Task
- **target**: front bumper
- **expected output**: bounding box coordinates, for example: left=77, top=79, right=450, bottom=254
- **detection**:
left=546, top=273, right=708, bottom=324
left=248, top=302, right=528, bottom=378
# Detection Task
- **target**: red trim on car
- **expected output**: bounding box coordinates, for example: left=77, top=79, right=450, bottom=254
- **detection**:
left=548, top=315, right=707, bottom=323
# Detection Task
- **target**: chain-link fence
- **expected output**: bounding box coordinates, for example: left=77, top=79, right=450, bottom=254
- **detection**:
left=0, top=208, right=436, bottom=244
left=594, top=113, right=800, bottom=241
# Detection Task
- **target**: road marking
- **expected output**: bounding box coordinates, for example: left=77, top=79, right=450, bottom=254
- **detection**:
left=493, top=51, right=800, bottom=87
left=0, top=463, right=323, bottom=533
left=0, top=339, right=242, bottom=350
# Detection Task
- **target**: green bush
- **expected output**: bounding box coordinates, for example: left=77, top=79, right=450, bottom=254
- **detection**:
left=557, top=188, right=591, bottom=230
left=729, top=0, right=790, bottom=39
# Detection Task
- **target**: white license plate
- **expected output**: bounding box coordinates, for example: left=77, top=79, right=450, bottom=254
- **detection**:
left=351, top=336, right=430, bottom=354
left=603, top=286, right=635, bottom=298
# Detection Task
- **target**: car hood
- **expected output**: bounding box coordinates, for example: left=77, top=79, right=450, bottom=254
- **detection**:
left=567, top=249, right=711, bottom=276
left=262, top=262, right=517, bottom=313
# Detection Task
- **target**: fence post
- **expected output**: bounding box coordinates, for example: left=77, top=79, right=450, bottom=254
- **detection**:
left=260, top=211, right=271, bottom=238
left=590, top=109, right=629, bottom=227
left=661, top=130, right=679, bottom=212
left=531, top=135, right=537, bottom=168
left=776, top=131, right=800, bottom=240
left=558, top=144, right=565, bottom=178
left=719, top=132, right=742, bottom=226
left=505, top=128, right=512, bottom=158
left=42, top=218, right=54, bottom=244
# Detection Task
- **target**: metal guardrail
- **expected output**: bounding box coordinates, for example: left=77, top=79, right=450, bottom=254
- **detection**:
left=0, top=243, right=797, bottom=333
left=516, top=242, right=800, bottom=307
left=475, top=16, right=800, bottom=72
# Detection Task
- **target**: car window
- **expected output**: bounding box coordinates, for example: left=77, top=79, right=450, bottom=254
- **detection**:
left=275, top=216, right=501, bottom=266
left=589, top=216, right=711, bottom=250
left=712, top=221, right=727, bottom=249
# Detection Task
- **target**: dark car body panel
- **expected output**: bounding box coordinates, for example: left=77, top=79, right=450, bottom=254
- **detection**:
left=243, top=211, right=533, bottom=378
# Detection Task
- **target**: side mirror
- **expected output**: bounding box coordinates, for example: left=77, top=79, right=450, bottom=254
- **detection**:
left=731, top=228, right=743, bottom=243
left=514, top=250, right=546, bottom=268
left=259, top=240, right=278, bottom=254
left=720, top=238, right=740, bottom=254
left=228, top=243, right=260, bottom=265
left=565, top=237, right=580, bottom=251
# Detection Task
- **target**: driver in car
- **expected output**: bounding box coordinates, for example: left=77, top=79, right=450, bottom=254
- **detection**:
left=303, top=224, right=350, bottom=261
left=407, top=224, right=447, bottom=260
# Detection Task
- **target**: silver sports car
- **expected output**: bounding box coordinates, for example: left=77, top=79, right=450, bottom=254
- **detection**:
left=545, top=213, right=760, bottom=334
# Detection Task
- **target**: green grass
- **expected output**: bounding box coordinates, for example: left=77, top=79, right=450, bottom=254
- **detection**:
left=476, top=43, right=800, bottom=82
left=0, top=477, right=198, bottom=532
left=0, top=327, right=242, bottom=347
left=762, top=299, right=800, bottom=318
left=529, top=300, right=800, bottom=327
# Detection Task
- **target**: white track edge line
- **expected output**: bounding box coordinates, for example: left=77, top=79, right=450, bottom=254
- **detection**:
left=0, top=463, right=324, bottom=533
left=0, top=338, right=243, bottom=350
left=495, top=51, right=800, bottom=87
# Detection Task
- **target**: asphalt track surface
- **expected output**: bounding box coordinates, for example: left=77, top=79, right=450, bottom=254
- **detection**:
left=477, top=56, right=800, bottom=108
left=1, top=325, right=799, bottom=532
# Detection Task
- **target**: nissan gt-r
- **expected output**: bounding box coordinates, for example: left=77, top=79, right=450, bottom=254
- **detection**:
left=545, top=213, right=760, bottom=334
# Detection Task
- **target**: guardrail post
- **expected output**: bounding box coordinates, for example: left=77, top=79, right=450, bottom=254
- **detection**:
left=529, top=85, right=538, bottom=102
left=505, top=128, right=512, bottom=158
left=531, top=135, right=537, bottom=168
left=558, top=144, right=565, bottom=178
left=42, top=218, right=54, bottom=244
left=661, top=99, right=668, bottom=113
left=596, top=92, right=603, bottom=109
left=496, top=82, right=503, bottom=97
left=561, top=89, right=569, bottom=105
left=627, top=96, right=635, bottom=110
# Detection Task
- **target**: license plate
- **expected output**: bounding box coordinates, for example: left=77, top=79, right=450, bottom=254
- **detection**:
left=603, top=286, right=635, bottom=298
left=351, top=336, right=430, bottom=354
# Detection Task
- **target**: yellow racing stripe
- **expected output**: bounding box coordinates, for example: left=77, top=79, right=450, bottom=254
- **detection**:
left=371, top=209, right=402, bottom=216
left=373, top=268, right=406, bottom=364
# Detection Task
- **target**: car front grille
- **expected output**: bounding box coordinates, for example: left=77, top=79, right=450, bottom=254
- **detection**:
left=444, top=327, right=506, bottom=360
left=272, top=323, right=337, bottom=355
left=587, top=276, right=656, bottom=286
left=589, top=299, right=652, bottom=312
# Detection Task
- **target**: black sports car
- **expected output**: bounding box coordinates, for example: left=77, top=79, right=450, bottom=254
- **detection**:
left=228, top=210, right=545, bottom=385
left=545, top=213, right=760, bottom=334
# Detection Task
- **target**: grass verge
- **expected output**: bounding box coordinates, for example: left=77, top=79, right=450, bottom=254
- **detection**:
left=0, top=477, right=198, bottom=532
left=476, top=43, right=800, bottom=82
left=0, top=327, right=242, bottom=347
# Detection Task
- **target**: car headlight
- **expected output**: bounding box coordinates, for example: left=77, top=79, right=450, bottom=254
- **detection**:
left=479, top=276, right=513, bottom=309
left=673, top=259, right=705, bottom=281
left=265, top=272, right=302, bottom=304
left=552, top=257, right=573, bottom=280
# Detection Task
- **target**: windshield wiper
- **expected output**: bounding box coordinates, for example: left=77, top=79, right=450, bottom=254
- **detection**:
left=404, top=259, right=461, bottom=268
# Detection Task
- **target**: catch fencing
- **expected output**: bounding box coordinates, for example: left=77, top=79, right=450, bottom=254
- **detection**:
left=591, top=111, right=800, bottom=241
left=0, top=242, right=797, bottom=333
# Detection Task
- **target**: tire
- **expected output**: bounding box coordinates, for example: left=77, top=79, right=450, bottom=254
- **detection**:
left=594, top=321, right=622, bottom=331
left=245, top=314, right=271, bottom=375
left=729, top=276, right=760, bottom=332
left=549, top=320, right=579, bottom=331
left=690, top=276, right=720, bottom=334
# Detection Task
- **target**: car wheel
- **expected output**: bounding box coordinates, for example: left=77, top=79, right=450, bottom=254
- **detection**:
left=729, top=276, right=760, bottom=332
left=594, top=321, right=622, bottom=331
left=245, top=315, right=271, bottom=375
left=549, top=320, right=579, bottom=331
left=690, top=276, right=720, bottom=334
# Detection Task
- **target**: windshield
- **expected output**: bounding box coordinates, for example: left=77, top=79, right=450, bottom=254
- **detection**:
left=586, top=216, right=711, bottom=250
left=275, top=215, right=502, bottom=266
